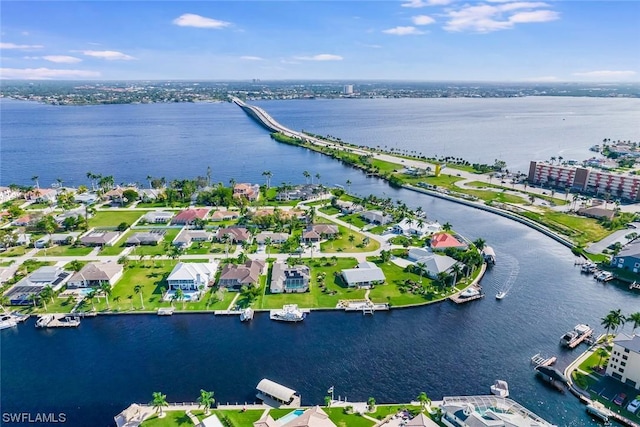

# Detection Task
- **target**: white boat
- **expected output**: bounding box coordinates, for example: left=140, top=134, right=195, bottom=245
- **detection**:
left=586, top=401, right=612, bottom=424
left=490, top=380, right=509, bottom=398
left=35, top=314, right=54, bottom=328
left=240, top=307, right=254, bottom=322
left=157, top=307, right=174, bottom=316
left=560, top=324, right=593, bottom=347
left=496, top=291, right=506, bottom=300
left=0, top=314, right=18, bottom=330
left=459, top=288, right=480, bottom=298
left=270, top=304, right=306, bottom=322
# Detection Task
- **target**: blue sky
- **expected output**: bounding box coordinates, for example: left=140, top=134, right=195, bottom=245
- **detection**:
left=1, top=1, right=638, bottom=81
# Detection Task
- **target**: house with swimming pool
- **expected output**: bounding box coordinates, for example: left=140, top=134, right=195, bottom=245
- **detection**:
left=165, top=261, right=218, bottom=301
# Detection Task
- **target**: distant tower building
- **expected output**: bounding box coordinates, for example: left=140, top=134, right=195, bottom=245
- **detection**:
left=343, top=85, right=354, bottom=95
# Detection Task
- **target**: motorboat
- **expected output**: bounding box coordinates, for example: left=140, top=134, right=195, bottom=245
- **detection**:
left=35, top=314, right=54, bottom=328
left=0, top=314, right=18, bottom=330
left=560, top=324, right=593, bottom=347
left=270, top=304, right=306, bottom=322
left=490, top=380, right=509, bottom=398
left=586, top=401, right=612, bottom=424
left=459, top=288, right=480, bottom=298
left=240, top=307, right=254, bottom=322
left=496, top=291, right=506, bottom=300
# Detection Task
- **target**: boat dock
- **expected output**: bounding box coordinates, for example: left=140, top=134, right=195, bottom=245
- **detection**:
left=157, top=307, right=175, bottom=316
left=566, top=328, right=593, bottom=349
left=214, top=310, right=242, bottom=316
left=340, top=300, right=389, bottom=314
left=37, top=314, right=81, bottom=328
left=449, top=284, right=484, bottom=304
left=531, top=353, right=557, bottom=367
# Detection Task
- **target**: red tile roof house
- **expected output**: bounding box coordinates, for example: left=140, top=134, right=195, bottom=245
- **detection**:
left=170, top=208, right=210, bottom=225
left=216, top=227, right=252, bottom=243
left=218, top=260, right=266, bottom=290
left=302, top=224, right=339, bottom=242
left=233, top=183, right=261, bottom=201
left=210, top=210, right=240, bottom=222
left=430, top=233, right=468, bottom=251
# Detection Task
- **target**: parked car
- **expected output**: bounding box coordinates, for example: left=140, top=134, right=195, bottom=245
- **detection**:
left=613, top=392, right=627, bottom=406
left=627, top=398, right=640, bottom=413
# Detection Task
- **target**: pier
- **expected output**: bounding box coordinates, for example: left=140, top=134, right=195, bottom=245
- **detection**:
left=449, top=284, right=484, bottom=304
left=531, top=353, right=557, bottom=367
left=36, top=314, right=81, bottom=328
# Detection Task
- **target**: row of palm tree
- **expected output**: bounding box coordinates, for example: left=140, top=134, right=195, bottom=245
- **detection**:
left=151, top=389, right=215, bottom=417
left=601, top=309, right=640, bottom=337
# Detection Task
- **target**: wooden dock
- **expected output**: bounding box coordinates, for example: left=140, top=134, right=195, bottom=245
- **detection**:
left=214, top=310, right=242, bottom=316
left=38, top=314, right=80, bottom=328
left=531, top=353, right=557, bottom=367
left=449, top=284, right=484, bottom=304
left=567, top=329, right=593, bottom=349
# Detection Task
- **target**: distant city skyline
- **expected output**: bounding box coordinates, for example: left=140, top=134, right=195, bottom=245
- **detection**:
left=1, top=1, right=638, bottom=81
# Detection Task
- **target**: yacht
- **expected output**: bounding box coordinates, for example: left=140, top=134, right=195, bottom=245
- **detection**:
left=240, top=307, right=254, bottom=322
left=496, top=291, right=506, bottom=300
left=490, top=380, right=509, bottom=398
left=459, top=288, right=480, bottom=298
left=586, top=401, right=612, bottom=424
left=560, top=324, right=593, bottom=347
left=270, top=304, right=306, bottom=322
left=0, top=314, right=18, bottom=330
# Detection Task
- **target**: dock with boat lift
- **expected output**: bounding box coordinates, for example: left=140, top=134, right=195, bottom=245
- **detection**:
left=449, top=284, right=484, bottom=304
left=531, top=353, right=557, bottom=367
left=37, top=314, right=81, bottom=328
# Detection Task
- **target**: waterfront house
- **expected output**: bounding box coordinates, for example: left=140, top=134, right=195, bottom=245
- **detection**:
left=5, top=266, right=71, bottom=305
left=333, top=200, right=363, bottom=214
left=341, top=261, right=386, bottom=288
left=430, top=233, right=468, bottom=251
left=302, top=224, right=339, bottom=242
left=142, top=211, right=174, bottom=224
left=414, top=254, right=458, bottom=279
left=255, top=231, right=290, bottom=245
left=361, top=210, right=393, bottom=225
left=406, top=413, right=439, bottom=427
left=67, top=261, right=123, bottom=289
left=275, top=184, right=327, bottom=201
left=80, top=230, right=121, bottom=247
left=577, top=206, right=615, bottom=221
left=610, top=240, right=640, bottom=274
left=0, top=186, right=20, bottom=204
left=125, top=230, right=165, bottom=246
left=394, top=218, right=441, bottom=237
left=166, top=262, right=218, bottom=291
left=218, top=260, right=266, bottom=290
left=233, top=183, right=261, bottom=201
left=270, top=261, right=310, bottom=293
left=170, top=208, right=210, bottom=225
left=74, top=192, right=98, bottom=205
left=25, top=188, right=57, bottom=203
left=216, top=227, right=251, bottom=243
left=605, top=333, right=640, bottom=390
left=253, top=406, right=336, bottom=427
left=138, top=188, right=162, bottom=201
left=210, top=210, right=240, bottom=222
left=173, top=229, right=213, bottom=248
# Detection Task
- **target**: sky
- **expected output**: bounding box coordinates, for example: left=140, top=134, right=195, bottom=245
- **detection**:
left=1, top=1, right=639, bottom=81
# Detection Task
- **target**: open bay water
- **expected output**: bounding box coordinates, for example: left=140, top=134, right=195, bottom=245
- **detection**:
left=1, top=97, right=640, bottom=426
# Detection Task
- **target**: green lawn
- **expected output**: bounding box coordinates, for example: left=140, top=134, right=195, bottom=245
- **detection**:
left=36, top=245, right=93, bottom=257
left=100, top=228, right=180, bottom=257
left=369, top=404, right=423, bottom=420
left=26, top=202, right=52, bottom=210
left=0, top=246, right=29, bottom=257
left=319, top=206, right=341, bottom=215
left=339, top=213, right=369, bottom=229
left=215, top=409, right=263, bottom=426
left=140, top=411, right=192, bottom=427
left=324, top=408, right=375, bottom=427
left=579, top=348, right=609, bottom=374
left=88, top=210, right=144, bottom=228
left=319, top=224, right=380, bottom=253
left=520, top=210, right=611, bottom=245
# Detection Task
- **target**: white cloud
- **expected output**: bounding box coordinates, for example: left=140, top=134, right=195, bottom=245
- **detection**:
left=402, top=0, right=451, bottom=8
left=21, top=31, right=30, bottom=36
left=294, top=54, right=343, bottom=61
left=0, top=67, right=100, bottom=79
left=240, top=56, right=264, bottom=61
left=572, top=70, right=637, bottom=79
left=42, top=55, right=82, bottom=64
left=525, top=76, right=559, bottom=82
left=0, top=42, right=44, bottom=50
left=82, top=50, right=136, bottom=60
left=383, top=26, right=425, bottom=35
left=444, top=2, right=559, bottom=33
left=412, top=15, right=436, bottom=25
left=172, top=13, right=231, bottom=29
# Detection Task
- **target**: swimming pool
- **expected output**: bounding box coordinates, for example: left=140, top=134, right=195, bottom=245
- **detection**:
left=277, top=409, right=305, bottom=425
left=77, top=288, right=96, bottom=296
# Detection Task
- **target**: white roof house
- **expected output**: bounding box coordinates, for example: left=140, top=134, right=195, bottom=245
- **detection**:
left=341, top=261, right=386, bottom=288
left=408, top=247, right=432, bottom=261
left=361, top=210, right=393, bottom=225
left=167, top=262, right=218, bottom=290
left=415, top=254, right=457, bottom=279
left=143, top=211, right=174, bottom=223
left=394, top=218, right=441, bottom=237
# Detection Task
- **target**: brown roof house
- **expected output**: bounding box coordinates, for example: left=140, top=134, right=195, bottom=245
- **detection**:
left=210, top=210, right=240, bottom=222
left=170, top=208, right=210, bottom=225
left=216, top=227, right=252, bottom=243
left=67, top=261, right=123, bottom=289
left=233, top=183, right=261, bottom=201
left=302, top=224, right=339, bottom=242
left=253, top=406, right=336, bottom=427
left=218, top=260, right=266, bottom=290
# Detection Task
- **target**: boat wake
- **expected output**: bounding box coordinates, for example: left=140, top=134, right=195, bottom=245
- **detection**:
left=495, top=254, right=519, bottom=299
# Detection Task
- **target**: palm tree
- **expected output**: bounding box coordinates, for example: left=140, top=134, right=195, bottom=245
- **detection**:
left=303, top=170, right=311, bottom=184
left=628, top=312, right=640, bottom=335
left=264, top=237, right=272, bottom=258
left=146, top=175, right=153, bottom=189
left=473, top=238, right=486, bottom=251
left=442, top=222, right=452, bottom=232
left=610, top=309, right=626, bottom=334
left=197, top=390, right=215, bottom=415
left=346, top=180, right=352, bottom=194
left=262, top=170, right=273, bottom=189
left=367, top=396, right=376, bottom=411
left=315, top=173, right=321, bottom=184
left=416, top=262, right=425, bottom=284
left=134, top=284, right=144, bottom=309
left=175, top=288, right=185, bottom=309
left=31, top=175, right=40, bottom=189
left=151, top=392, right=169, bottom=418
left=450, top=263, right=463, bottom=286
left=601, top=312, right=617, bottom=339
left=417, top=392, right=431, bottom=412
left=100, top=282, right=112, bottom=309
left=86, top=290, right=97, bottom=311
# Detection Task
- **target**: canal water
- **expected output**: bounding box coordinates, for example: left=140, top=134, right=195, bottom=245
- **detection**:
left=1, top=98, right=639, bottom=426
